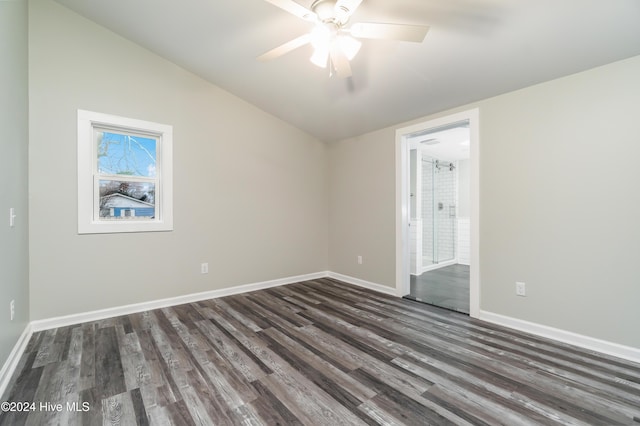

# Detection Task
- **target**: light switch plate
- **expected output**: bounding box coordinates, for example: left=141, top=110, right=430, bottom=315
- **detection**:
left=9, top=208, right=16, bottom=227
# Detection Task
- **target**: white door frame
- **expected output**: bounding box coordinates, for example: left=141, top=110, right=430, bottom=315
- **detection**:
left=395, top=108, right=480, bottom=318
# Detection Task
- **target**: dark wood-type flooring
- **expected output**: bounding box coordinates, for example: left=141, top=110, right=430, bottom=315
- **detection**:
left=408, top=264, right=470, bottom=314
left=2, top=278, right=640, bottom=425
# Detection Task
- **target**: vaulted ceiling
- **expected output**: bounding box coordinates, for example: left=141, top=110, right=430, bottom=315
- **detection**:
left=53, top=0, right=640, bottom=142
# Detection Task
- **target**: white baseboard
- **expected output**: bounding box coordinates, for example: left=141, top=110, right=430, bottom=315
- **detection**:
left=30, top=271, right=328, bottom=332
left=421, top=259, right=457, bottom=274
left=0, top=323, right=33, bottom=400
left=479, top=310, right=640, bottom=364
left=327, top=272, right=399, bottom=297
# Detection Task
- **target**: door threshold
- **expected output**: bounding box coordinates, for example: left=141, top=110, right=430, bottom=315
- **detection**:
left=402, top=295, right=470, bottom=315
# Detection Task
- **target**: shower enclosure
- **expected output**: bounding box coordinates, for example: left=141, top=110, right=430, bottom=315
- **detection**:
left=422, top=157, right=457, bottom=270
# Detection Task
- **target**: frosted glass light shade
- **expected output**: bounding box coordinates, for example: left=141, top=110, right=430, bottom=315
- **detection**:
left=310, top=46, right=329, bottom=68
left=337, top=35, right=361, bottom=60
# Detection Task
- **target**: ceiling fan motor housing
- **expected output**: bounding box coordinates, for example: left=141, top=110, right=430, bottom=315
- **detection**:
left=311, top=0, right=349, bottom=25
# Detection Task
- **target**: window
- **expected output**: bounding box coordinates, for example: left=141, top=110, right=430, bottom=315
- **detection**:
left=77, top=110, right=173, bottom=234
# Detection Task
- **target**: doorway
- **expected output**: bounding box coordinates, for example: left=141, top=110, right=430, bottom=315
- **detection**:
left=395, top=109, right=480, bottom=318
left=407, top=123, right=470, bottom=312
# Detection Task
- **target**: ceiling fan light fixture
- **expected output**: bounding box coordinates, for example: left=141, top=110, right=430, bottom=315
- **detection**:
left=310, top=46, right=330, bottom=68
left=310, top=24, right=332, bottom=68
left=310, top=23, right=332, bottom=49
left=336, top=34, right=361, bottom=60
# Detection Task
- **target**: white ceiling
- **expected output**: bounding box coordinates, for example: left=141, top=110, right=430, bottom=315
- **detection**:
left=53, top=0, right=640, bottom=142
left=408, top=124, right=470, bottom=161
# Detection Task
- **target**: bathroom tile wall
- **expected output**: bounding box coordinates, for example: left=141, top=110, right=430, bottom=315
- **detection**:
left=457, top=217, right=470, bottom=265
left=422, top=158, right=457, bottom=264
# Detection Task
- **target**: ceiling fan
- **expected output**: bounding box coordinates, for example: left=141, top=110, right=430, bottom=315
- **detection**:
left=258, top=0, right=430, bottom=78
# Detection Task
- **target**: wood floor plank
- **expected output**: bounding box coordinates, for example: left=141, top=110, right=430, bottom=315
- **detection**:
left=358, top=399, right=412, bottom=426
left=129, top=388, right=150, bottom=426
left=63, top=327, right=84, bottom=396
left=115, top=327, right=151, bottom=392
left=77, top=323, right=97, bottom=393
left=236, top=296, right=303, bottom=331
left=249, top=379, right=303, bottom=425
left=262, top=327, right=377, bottom=402
left=162, top=308, right=259, bottom=411
left=263, top=321, right=359, bottom=373
left=194, top=320, right=268, bottom=382
left=102, top=391, right=137, bottom=426
left=165, top=399, right=195, bottom=426
left=247, top=293, right=313, bottom=328
left=261, top=330, right=365, bottom=412
left=144, top=327, right=185, bottom=405
left=31, top=329, right=61, bottom=369
left=175, top=384, right=216, bottom=425
left=424, top=384, right=521, bottom=426
left=78, top=387, right=102, bottom=426
left=226, top=403, right=264, bottom=426
left=212, top=299, right=265, bottom=333
left=182, top=368, right=234, bottom=426
left=394, top=354, right=579, bottom=425
left=135, top=329, right=169, bottom=391
left=259, top=371, right=367, bottom=426
left=94, top=326, right=127, bottom=400
left=368, top=390, right=455, bottom=426
left=2, top=278, right=640, bottom=425
left=202, top=315, right=274, bottom=376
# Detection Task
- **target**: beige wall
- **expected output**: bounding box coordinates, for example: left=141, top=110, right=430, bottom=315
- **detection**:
left=478, top=55, right=640, bottom=348
left=329, top=55, right=640, bottom=349
left=0, top=0, right=30, bottom=373
left=327, top=131, right=397, bottom=286
left=28, top=0, right=328, bottom=320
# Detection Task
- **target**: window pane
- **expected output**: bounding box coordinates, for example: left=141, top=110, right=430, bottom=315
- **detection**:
left=97, top=131, right=157, bottom=177
left=99, top=180, right=156, bottom=219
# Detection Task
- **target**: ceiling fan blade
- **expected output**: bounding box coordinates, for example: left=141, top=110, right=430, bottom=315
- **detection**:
left=330, top=44, right=352, bottom=78
left=263, top=0, right=316, bottom=21
left=257, top=34, right=311, bottom=61
left=350, top=22, right=430, bottom=43
left=335, top=0, right=363, bottom=21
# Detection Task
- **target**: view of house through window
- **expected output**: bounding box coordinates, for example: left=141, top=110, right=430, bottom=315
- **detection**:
left=96, top=131, right=158, bottom=221
left=77, top=109, right=173, bottom=234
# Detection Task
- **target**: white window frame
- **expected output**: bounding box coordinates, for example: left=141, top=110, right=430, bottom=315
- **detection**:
left=77, top=109, right=173, bottom=234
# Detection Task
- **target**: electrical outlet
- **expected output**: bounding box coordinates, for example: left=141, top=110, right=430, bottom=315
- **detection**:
left=10, top=300, right=15, bottom=321
left=516, top=282, right=526, bottom=297
left=201, top=263, right=209, bottom=274
left=357, top=255, right=363, bottom=265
